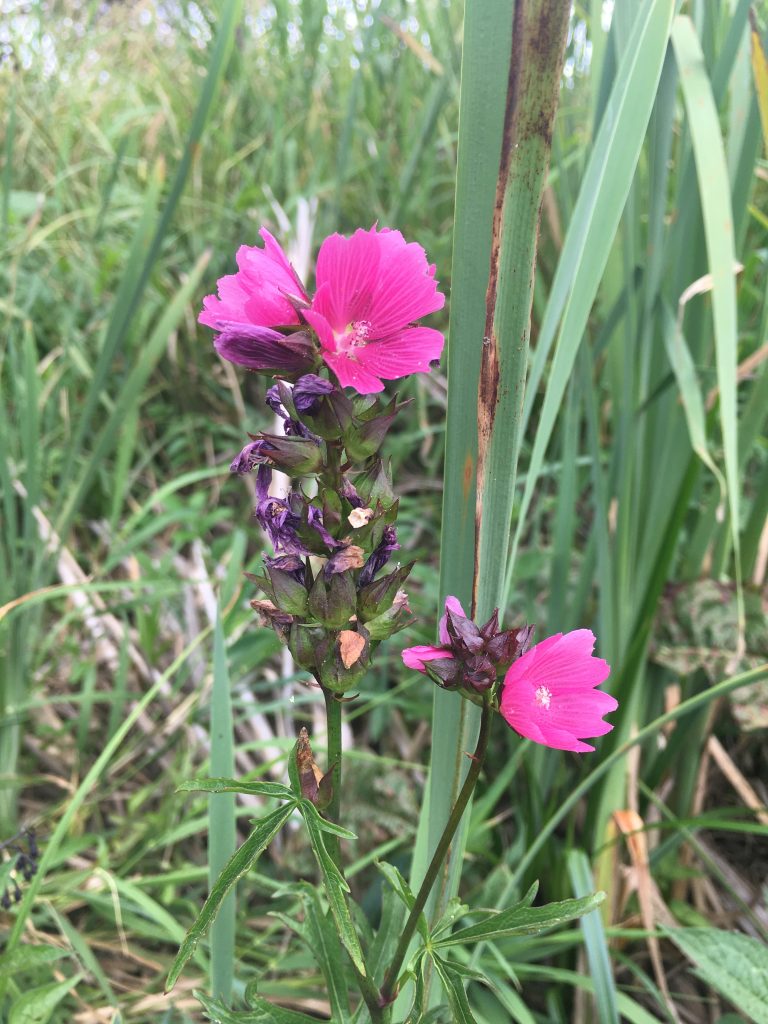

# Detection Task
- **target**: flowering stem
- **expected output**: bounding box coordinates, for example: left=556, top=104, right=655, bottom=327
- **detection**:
left=322, top=686, right=343, bottom=869
left=380, top=699, right=493, bottom=1003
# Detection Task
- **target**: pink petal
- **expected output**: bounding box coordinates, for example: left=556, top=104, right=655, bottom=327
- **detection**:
left=402, top=645, right=454, bottom=673
left=313, top=226, right=445, bottom=337
left=365, top=228, right=445, bottom=336
left=355, top=327, right=445, bottom=380
left=313, top=230, right=382, bottom=330
left=321, top=350, right=384, bottom=394
left=500, top=629, right=616, bottom=753
left=439, top=595, right=467, bottom=644
left=199, top=232, right=307, bottom=333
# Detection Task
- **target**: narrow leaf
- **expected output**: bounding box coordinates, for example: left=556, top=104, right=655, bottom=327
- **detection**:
left=431, top=955, right=480, bottom=1024
left=210, top=611, right=236, bottom=1002
left=376, top=860, right=429, bottom=943
left=167, top=803, right=294, bottom=991
left=300, top=803, right=366, bottom=974
left=178, top=778, right=295, bottom=801
left=433, top=891, right=605, bottom=948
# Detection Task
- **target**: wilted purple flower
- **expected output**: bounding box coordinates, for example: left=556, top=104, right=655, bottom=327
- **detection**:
left=230, top=440, right=273, bottom=474
left=293, top=374, right=336, bottom=415
left=255, top=466, right=308, bottom=555
left=307, top=505, right=340, bottom=550
left=359, top=525, right=399, bottom=587
left=264, top=554, right=307, bottom=586
left=340, top=476, right=363, bottom=509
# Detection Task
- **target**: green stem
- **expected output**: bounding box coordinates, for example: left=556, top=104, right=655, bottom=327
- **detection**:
left=380, top=700, right=493, bottom=1003
left=323, top=686, right=343, bottom=869
left=322, top=687, right=387, bottom=1022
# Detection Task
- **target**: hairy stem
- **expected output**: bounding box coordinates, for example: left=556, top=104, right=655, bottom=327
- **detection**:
left=380, top=700, right=493, bottom=1002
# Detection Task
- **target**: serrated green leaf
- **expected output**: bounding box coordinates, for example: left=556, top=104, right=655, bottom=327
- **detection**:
left=376, top=860, right=429, bottom=943
left=8, top=973, right=82, bottom=1024
left=431, top=954, right=479, bottom=1024
left=666, top=927, right=768, bottom=1024
left=299, top=802, right=365, bottom=974
left=433, top=891, right=605, bottom=948
left=167, top=803, right=294, bottom=991
left=177, top=778, right=295, bottom=801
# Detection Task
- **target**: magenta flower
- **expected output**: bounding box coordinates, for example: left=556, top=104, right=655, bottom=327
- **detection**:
left=199, top=229, right=314, bottom=373
left=401, top=596, right=465, bottom=673
left=303, top=226, right=446, bottom=394
left=499, top=630, right=617, bottom=753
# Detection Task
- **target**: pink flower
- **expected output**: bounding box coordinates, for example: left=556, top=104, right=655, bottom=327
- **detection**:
left=199, top=230, right=314, bottom=373
left=401, top=596, right=466, bottom=672
left=304, top=226, right=446, bottom=394
left=499, top=630, right=617, bottom=753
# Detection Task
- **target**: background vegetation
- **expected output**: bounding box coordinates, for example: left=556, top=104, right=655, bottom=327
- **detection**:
left=1, top=0, right=767, bottom=1021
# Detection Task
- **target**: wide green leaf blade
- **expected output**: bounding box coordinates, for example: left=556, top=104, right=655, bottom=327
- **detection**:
left=666, top=927, right=768, bottom=1024
left=433, top=891, right=604, bottom=948
left=166, top=803, right=294, bottom=991
left=671, top=14, right=742, bottom=608
left=504, top=0, right=676, bottom=599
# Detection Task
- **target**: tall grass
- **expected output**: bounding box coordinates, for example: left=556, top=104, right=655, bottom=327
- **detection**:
left=1, top=1, right=767, bottom=1021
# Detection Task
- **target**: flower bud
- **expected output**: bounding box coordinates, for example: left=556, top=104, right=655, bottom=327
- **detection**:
left=257, top=433, right=324, bottom=475
left=308, top=570, right=357, bottom=629
left=357, top=563, right=414, bottom=621
left=318, top=626, right=371, bottom=693
left=264, top=559, right=309, bottom=616
left=363, top=590, right=413, bottom=640
left=354, top=458, right=396, bottom=509
left=289, top=622, right=329, bottom=671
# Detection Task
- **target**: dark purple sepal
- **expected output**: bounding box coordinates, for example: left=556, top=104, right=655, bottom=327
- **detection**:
left=424, top=657, right=462, bottom=689
left=444, top=607, right=485, bottom=655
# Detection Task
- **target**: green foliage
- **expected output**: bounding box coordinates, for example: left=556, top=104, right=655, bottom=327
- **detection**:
left=667, top=927, right=768, bottom=1024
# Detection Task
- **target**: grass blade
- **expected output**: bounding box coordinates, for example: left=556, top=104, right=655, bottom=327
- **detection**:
left=209, top=610, right=236, bottom=1002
